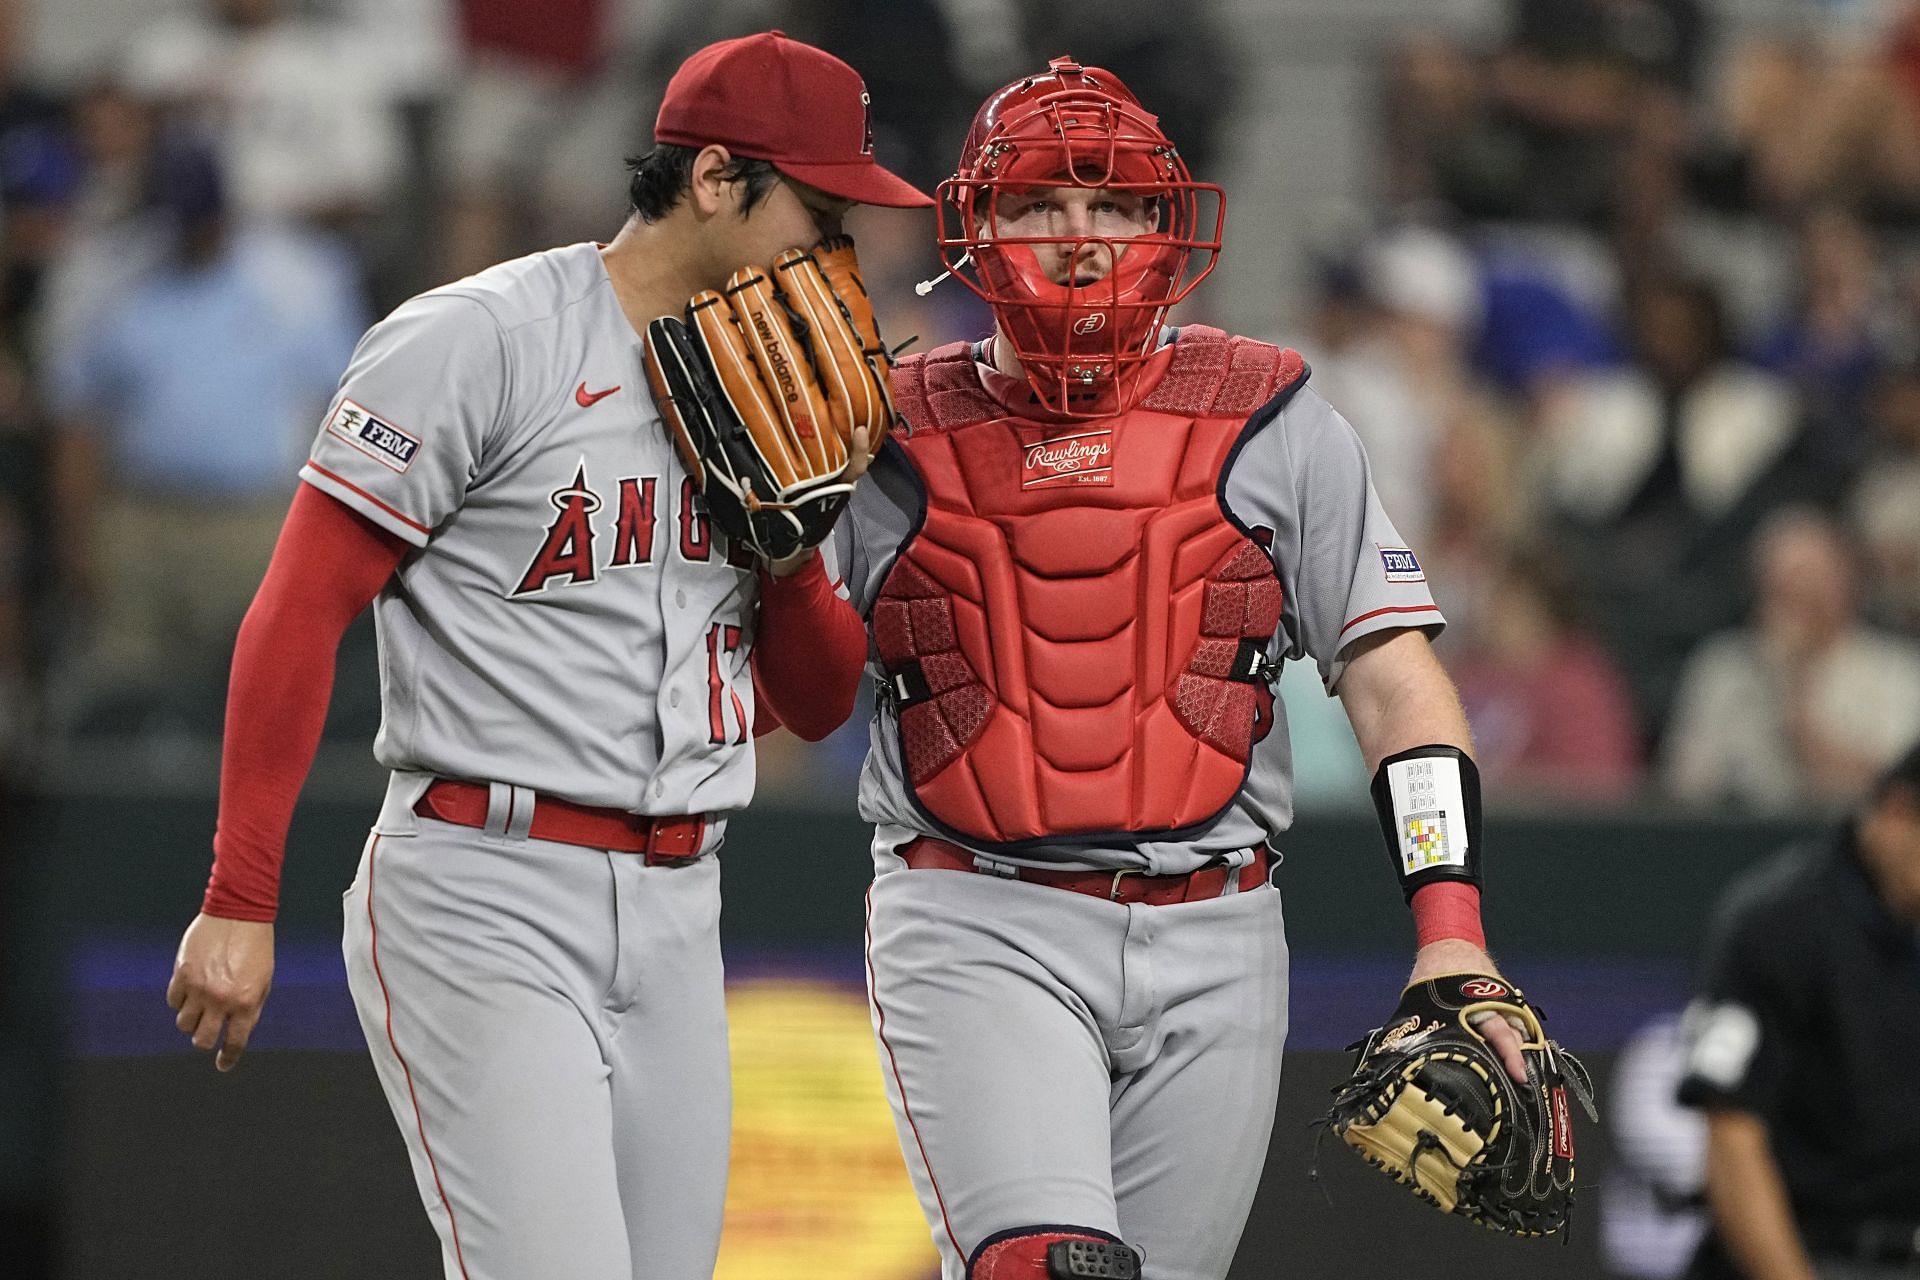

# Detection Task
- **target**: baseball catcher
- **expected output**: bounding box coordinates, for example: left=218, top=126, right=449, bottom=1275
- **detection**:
left=643, top=235, right=898, bottom=562
left=788, top=51, right=1597, bottom=1280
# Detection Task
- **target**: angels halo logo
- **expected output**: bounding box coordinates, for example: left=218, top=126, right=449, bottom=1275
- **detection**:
left=1072, top=312, right=1107, bottom=335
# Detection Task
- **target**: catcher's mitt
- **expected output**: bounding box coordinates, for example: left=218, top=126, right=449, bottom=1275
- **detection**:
left=643, top=235, right=898, bottom=562
left=1325, top=973, right=1597, bottom=1237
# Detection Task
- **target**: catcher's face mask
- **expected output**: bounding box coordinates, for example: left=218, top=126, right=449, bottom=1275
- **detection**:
left=937, top=56, right=1224, bottom=416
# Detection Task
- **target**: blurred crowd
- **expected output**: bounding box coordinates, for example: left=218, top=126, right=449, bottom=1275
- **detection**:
left=1, top=0, right=1917, bottom=818
left=0, top=0, right=1229, bottom=774
left=1291, top=0, right=1920, bottom=816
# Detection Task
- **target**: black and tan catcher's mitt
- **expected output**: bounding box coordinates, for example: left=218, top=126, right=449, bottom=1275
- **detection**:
left=1325, top=973, right=1598, bottom=1237
left=642, top=235, right=898, bottom=562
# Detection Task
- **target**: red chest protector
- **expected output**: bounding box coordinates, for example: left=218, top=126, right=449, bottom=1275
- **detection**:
left=876, top=326, right=1307, bottom=850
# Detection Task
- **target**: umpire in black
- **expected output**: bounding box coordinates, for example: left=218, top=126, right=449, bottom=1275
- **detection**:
left=1678, top=740, right=1920, bottom=1279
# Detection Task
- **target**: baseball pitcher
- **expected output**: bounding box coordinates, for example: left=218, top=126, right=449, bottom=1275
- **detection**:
left=164, top=31, right=924, bottom=1280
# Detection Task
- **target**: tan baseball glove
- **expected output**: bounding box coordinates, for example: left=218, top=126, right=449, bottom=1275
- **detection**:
left=642, top=235, right=898, bottom=561
left=1326, top=973, right=1598, bottom=1237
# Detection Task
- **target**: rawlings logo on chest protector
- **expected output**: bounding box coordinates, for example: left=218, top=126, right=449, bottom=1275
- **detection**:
left=1022, top=429, right=1113, bottom=487
left=876, top=329, right=1307, bottom=849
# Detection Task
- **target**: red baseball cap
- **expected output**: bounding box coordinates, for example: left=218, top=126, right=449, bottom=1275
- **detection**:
left=655, top=30, right=933, bottom=209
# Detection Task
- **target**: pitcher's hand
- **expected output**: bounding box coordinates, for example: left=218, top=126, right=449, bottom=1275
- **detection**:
left=166, top=913, right=275, bottom=1072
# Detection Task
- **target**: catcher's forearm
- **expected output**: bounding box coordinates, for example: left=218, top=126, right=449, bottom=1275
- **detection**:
left=1340, top=630, right=1485, bottom=918
left=1336, top=629, right=1473, bottom=770
left=1703, top=1111, right=1819, bottom=1280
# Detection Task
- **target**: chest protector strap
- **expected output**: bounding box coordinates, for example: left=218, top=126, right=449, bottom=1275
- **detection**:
left=877, top=328, right=1306, bottom=850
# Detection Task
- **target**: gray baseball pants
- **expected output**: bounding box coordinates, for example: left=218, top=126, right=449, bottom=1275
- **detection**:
left=863, top=857, right=1290, bottom=1280
left=341, top=775, right=731, bottom=1280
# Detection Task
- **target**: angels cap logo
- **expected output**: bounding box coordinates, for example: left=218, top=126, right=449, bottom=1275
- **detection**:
left=1461, top=978, right=1509, bottom=999
left=1072, top=313, right=1107, bottom=335
left=859, top=88, right=874, bottom=155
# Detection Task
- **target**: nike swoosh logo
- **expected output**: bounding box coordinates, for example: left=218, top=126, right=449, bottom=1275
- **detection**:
left=575, top=382, right=620, bottom=408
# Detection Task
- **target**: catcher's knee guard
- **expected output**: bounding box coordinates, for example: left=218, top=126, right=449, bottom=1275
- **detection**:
left=967, top=1226, right=1141, bottom=1280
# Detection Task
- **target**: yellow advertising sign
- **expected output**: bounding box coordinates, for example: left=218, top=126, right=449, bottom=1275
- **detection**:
left=718, top=978, right=939, bottom=1280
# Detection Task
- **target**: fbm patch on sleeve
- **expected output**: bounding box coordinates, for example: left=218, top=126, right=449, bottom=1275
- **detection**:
left=1378, top=546, right=1425, bottom=583
left=326, top=399, right=421, bottom=473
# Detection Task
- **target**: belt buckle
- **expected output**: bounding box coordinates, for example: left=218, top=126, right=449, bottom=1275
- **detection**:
left=644, top=815, right=705, bottom=866
left=1109, top=868, right=1143, bottom=901
left=642, top=817, right=681, bottom=866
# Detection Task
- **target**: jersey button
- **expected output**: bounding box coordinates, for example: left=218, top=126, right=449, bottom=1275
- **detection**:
left=675, top=589, right=687, bottom=608
left=653, top=780, right=666, bottom=798
left=669, top=689, right=682, bottom=708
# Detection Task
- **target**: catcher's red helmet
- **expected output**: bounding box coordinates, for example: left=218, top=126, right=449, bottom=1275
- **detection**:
left=936, top=56, right=1224, bottom=415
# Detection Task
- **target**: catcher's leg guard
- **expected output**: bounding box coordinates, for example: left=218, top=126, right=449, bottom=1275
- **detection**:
left=967, top=1226, right=1142, bottom=1279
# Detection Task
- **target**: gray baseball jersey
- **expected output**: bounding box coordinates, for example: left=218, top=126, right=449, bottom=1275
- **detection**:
left=833, top=340, right=1443, bottom=872
left=303, top=241, right=762, bottom=819
left=316, top=242, right=759, bottom=1278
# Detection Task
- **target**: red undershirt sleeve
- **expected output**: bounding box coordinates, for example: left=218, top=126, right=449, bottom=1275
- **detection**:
left=201, top=483, right=410, bottom=921
left=749, top=677, right=785, bottom=738
left=750, top=551, right=866, bottom=742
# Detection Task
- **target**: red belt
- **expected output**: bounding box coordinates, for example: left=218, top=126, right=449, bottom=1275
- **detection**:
left=900, top=837, right=1269, bottom=904
left=415, top=779, right=706, bottom=865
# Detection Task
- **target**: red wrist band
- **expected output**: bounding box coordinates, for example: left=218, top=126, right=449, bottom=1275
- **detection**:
left=1410, top=881, right=1486, bottom=949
